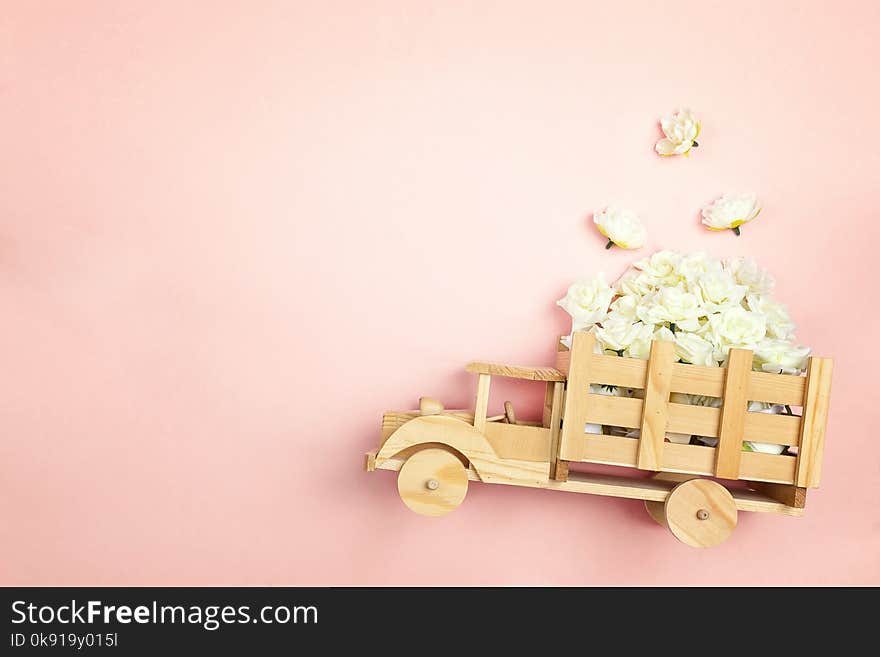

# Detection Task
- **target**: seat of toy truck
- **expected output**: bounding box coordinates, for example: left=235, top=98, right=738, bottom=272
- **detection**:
left=464, top=361, right=565, bottom=382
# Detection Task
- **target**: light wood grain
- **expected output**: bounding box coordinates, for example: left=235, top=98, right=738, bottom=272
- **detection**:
left=473, top=373, right=491, bottom=433
left=397, top=448, right=468, bottom=517
left=465, top=361, right=566, bottom=381
left=574, top=393, right=801, bottom=446
left=637, top=340, right=675, bottom=471
left=715, top=348, right=752, bottom=479
left=559, top=331, right=596, bottom=461
left=548, top=381, right=565, bottom=480
left=747, top=481, right=807, bottom=509
left=795, top=356, right=833, bottom=488
left=575, top=434, right=797, bottom=484
left=483, top=421, right=551, bottom=462
left=664, top=479, right=738, bottom=548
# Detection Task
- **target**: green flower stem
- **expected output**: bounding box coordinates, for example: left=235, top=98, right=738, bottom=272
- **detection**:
left=732, top=226, right=741, bottom=236
left=605, top=239, right=615, bottom=249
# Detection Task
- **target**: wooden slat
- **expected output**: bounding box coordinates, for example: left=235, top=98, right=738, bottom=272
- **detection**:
left=576, top=435, right=797, bottom=484
left=559, top=331, right=596, bottom=461
left=483, top=422, right=551, bottom=462
left=670, top=362, right=724, bottom=397
left=584, top=394, right=642, bottom=428
left=577, top=395, right=800, bottom=446
left=465, top=361, right=566, bottom=381
left=542, top=382, right=554, bottom=428
left=587, top=351, right=806, bottom=407
left=589, top=353, right=648, bottom=389
left=637, top=340, right=675, bottom=471
left=795, top=357, right=834, bottom=487
left=748, top=370, right=807, bottom=406
left=747, top=481, right=807, bottom=509
left=715, top=348, right=753, bottom=479
left=548, top=381, right=565, bottom=479
left=474, top=373, right=491, bottom=433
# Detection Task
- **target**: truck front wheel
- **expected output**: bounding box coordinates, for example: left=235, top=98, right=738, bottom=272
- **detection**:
left=397, top=448, right=468, bottom=517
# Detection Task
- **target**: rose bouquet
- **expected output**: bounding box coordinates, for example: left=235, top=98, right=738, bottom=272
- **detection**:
left=557, top=251, right=810, bottom=453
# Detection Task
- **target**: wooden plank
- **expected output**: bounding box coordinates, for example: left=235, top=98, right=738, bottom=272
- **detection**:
left=795, top=357, right=834, bottom=487
left=637, top=340, right=675, bottom=471
left=747, top=481, right=807, bottom=509
left=748, top=370, right=806, bottom=406
left=465, top=361, right=565, bottom=381
left=584, top=394, right=642, bottom=428
left=589, top=353, right=647, bottom=389
left=559, top=331, right=596, bottom=461
left=474, top=373, right=491, bottom=433
left=670, top=362, right=724, bottom=397
left=483, top=422, right=551, bottom=462
left=715, top=349, right=752, bottom=479
left=548, top=381, right=564, bottom=479
left=576, top=435, right=797, bottom=484
left=542, top=382, right=554, bottom=428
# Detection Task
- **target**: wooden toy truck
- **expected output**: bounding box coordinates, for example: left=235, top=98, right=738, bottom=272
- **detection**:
left=364, top=331, right=833, bottom=547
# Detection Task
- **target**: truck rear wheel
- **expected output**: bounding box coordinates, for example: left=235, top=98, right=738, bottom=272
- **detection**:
left=664, top=479, right=737, bottom=548
left=397, top=448, right=468, bottom=517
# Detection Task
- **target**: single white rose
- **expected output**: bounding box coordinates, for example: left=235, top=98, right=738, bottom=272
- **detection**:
left=608, top=294, right=639, bottom=322
left=674, top=332, right=717, bottom=367
left=625, top=323, right=659, bottom=360
left=632, top=250, right=684, bottom=287
left=707, top=306, right=767, bottom=358
left=753, top=338, right=811, bottom=374
left=701, top=193, right=761, bottom=235
left=724, top=257, right=775, bottom=295
left=692, top=270, right=747, bottom=314
left=746, top=294, right=796, bottom=339
left=615, top=269, right=655, bottom=298
left=636, top=286, right=701, bottom=329
left=595, top=316, right=639, bottom=354
left=655, top=108, right=700, bottom=156
left=677, top=251, right=723, bottom=283
left=557, top=274, right=614, bottom=332
left=593, top=206, right=647, bottom=250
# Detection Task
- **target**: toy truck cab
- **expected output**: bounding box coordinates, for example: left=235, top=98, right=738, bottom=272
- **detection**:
left=370, top=361, right=566, bottom=505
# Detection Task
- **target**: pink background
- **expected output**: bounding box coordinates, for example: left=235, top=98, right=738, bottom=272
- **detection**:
left=2, top=1, right=879, bottom=586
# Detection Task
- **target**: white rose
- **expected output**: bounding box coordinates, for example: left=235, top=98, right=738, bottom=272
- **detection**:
left=608, top=294, right=639, bottom=322
left=633, top=250, right=683, bottom=287
left=595, top=317, right=639, bottom=354
left=707, top=306, right=767, bottom=357
left=593, top=206, right=647, bottom=250
left=557, top=274, right=614, bottom=332
left=655, top=108, right=700, bottom=156
left=724, top=257, right=775, bottom=295
left=677, top=251, right=723, bottom=283
left=692, top=270, right=747, bottom=314
left=625, top=323, right=659, bottom=360
left=636, top=287, right=701, bottom=329
left=674, top=332, right=717, bottom=367
left=746, top=294, right=795, bottom=339
left=753, top=338, right=810, bottom=374
left=701, top=193, right=761, bottom=235
left=616, top=270, right=655, bottom=298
